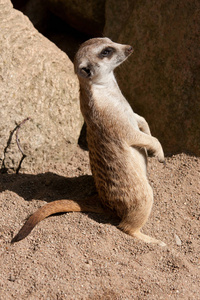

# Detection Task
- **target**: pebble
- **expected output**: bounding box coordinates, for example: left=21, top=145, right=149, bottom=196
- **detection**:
left=85, top=260, right=93, bottom=266
left=9, top=275, right=16, bottom=282
left=174, top=234, right=182, bottom=246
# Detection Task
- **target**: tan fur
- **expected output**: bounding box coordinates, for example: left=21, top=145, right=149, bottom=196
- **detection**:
left=12, top=38, right=166, bottom=246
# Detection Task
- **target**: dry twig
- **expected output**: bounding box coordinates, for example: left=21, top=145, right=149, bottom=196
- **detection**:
left=16, top=117, right=31, bottom=173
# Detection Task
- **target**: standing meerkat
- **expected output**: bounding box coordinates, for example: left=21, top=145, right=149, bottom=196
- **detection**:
left=12, top=38, right=166, bottom=246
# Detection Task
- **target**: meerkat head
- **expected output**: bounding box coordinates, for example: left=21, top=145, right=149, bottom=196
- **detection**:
left=74, top=38, right=133, bottom=83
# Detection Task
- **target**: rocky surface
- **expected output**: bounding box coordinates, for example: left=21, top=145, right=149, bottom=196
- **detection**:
left=0, top=0, right=82, bottom=173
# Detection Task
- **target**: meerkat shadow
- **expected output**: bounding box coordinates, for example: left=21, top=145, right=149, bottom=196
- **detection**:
left=0, top=171, right=120, bottom=227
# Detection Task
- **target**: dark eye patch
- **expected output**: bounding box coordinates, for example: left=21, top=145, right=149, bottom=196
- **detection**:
left=99, top=47, right=115, bottom=59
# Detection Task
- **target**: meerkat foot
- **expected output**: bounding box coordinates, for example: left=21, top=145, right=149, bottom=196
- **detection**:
left=131, top=230, right=166, bottom=247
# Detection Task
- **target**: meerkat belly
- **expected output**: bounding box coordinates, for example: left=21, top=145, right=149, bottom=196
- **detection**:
left=87, top=135, right=150, bottom=218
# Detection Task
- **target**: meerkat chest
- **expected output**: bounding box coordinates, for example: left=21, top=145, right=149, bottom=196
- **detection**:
left=91, top=84, right=139, bottom=131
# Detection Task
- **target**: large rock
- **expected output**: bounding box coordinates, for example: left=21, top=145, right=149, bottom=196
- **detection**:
left=0, top=0, right=83, bottom=173
left=104, top=0, right=200, bottom=155
left=45, top=0, right=105, bottom=36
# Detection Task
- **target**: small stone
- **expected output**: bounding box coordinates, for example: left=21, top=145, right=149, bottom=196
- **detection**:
left=9, top=275, right=16, bottom=282
left=86, top=260, right=93, bottom=266
left=174, top=234, right=182, bottom=246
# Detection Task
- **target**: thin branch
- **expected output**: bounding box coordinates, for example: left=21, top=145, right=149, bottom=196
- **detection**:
left=16, top=117, right=31, bottom=156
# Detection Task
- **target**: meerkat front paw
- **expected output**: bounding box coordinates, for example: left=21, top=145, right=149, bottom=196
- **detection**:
left=153, top=138, right=165, bottom=163
left=157, top=149, right=165, bottom=163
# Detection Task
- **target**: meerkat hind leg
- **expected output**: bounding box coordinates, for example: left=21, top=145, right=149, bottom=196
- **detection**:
left=119, top=214, right=166, bottom=247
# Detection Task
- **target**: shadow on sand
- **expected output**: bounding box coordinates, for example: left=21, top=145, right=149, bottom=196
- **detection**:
left=0, top=172, right=119, bottom=228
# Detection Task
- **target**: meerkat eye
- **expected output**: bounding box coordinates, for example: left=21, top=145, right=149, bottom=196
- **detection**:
left=99, top=47, right=114, bottom=58
left=101, top=48, right=111, bottom=56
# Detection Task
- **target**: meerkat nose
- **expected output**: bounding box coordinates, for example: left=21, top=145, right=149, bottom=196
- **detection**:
left=125, top=46, right=133, bottom=55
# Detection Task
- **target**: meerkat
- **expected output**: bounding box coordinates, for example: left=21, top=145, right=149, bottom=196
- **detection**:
left=12, top=37, right=166, bottom=246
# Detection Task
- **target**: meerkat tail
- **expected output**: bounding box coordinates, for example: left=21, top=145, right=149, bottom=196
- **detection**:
left=11, top=198, right=104, bottom=243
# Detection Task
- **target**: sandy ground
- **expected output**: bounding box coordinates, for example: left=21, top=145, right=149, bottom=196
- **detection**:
left=0, top=147, right=199, bottom=299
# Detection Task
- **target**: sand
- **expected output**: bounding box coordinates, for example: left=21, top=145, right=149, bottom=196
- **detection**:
left=0, top=147, right=199, bottom=299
